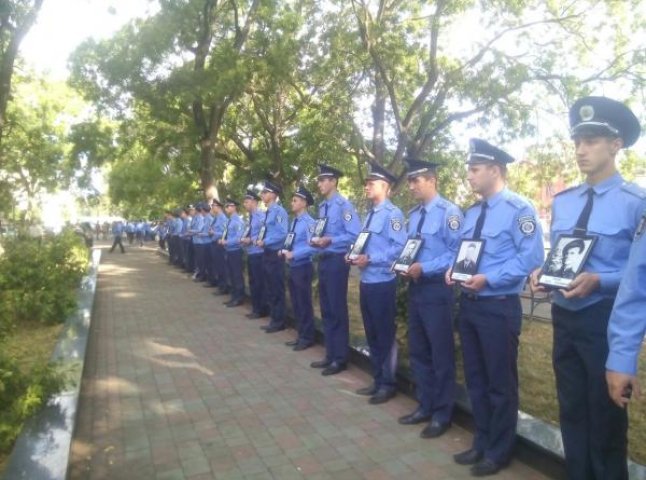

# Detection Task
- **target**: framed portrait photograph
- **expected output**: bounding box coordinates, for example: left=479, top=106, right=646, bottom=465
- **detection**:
left=221, top=224, right=229, bottom=241
left=241, top=224, right=251, bottom=239
left=282, top=232, right=295, bottom=252
left=257, top=224, right=267, bottom=242
left=311, top=218, right=328, bottom=241
left=450, top=239, right=485, bottom=282
left=392, top=238, right=424, bottom=273
left=538, top=234, right=597, bottom=289
left=347, top=232, right=371, bottom=261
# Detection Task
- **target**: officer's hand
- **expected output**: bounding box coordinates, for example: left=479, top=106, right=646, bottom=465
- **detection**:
left=283, top=251, right=294, bottom=261
left=462, top=274, right=487, bottom=292
left=529, top=268, right=547, bottom=293
left=353, top=254, right=369, bottom=268
left=407, top=263, right=423, bottom=280
left=606, top=370, right=640, bottom=408
left=560, top=272, right=600, bottom=299
left=240, top=237, right=251, bottom=246
left=218, top=239, right=224, bottom=245
left=445, top=268, right=455, bottom=286
left=317, top=237, right=332, bottom=248
left=256, top=239, right=265, bottom=247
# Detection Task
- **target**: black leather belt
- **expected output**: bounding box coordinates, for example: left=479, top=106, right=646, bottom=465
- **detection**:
left=462, top=293, right=517, bottom=302
left=264, top=248, right=280, bottom=255
left=412, top=276, right=445, bottom=285
left=319, top=252, right=346, bottom=260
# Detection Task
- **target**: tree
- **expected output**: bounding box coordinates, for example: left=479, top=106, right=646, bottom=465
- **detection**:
left=0, top=0, right=44, bottom=148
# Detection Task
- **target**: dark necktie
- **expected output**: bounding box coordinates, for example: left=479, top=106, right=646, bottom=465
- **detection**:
left=290, top=217, right=298, bottom=232
left=264, top=210, right=269, bottom=224
left=323, top=202, right=329, bottom=217
left=473, top=202, right=488, bottom=239
left=364, top=209, right=375, bottom=230
left=415, top=208, right=427, bottom=237
left=223, top=219, right=231, bottom=240
left=574, top=188, right=594, bottom=235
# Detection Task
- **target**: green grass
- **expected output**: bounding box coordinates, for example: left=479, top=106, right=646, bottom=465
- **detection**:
left=0, top=321, right=64, bottom=473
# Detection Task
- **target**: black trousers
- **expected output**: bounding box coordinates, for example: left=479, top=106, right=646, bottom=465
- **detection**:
left=110, top=235, right=125, bottom=253
left=226, top=249, right=245, bottom=301
left=248, top=253, right=267, bottom=315
left=263, top=249, right=286, bottom=329
left=552, top=300, right=628, bottom=480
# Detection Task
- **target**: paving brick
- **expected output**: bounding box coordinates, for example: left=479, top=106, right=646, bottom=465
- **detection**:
left=68, top=244, right=552, bottom=480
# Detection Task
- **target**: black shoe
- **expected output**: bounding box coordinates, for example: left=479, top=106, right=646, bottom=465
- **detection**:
left=355, top=384, right=378, bottom=396
left=203, top=283, right=217, bottom=288
left=246, top=312, right=262, bottom=319
left=293, top=343, right=312, bottom=351
left=453, top=448, right=483, bottom=466
left=285, top=340, right=299, bottom=346
left=420, top=420, right=451, bottom=439
left=321, top=362, right=346, bottom=376
left=369, top=388, right=396, bottom=405
left=470, top=459, right=505, bottom=477
left=260, top=325, right=269, bottom=331
left=214, top=290, right=229, bottom=296
left=398, top=409, right=431, bottom=425
left=265, top=325, right=286, bottom=333
left=310, top=359, right=331, bottom=369
left=226, top=299, right=243, bottom=307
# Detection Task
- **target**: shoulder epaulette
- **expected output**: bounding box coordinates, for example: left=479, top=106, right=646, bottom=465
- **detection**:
left=435, top=197, right=449, bottom=209
left=334, top=196, right=346, bottom=206
left=621, top=182, right=646, bottom=200
left=384, top=203, right=396, bottom=211
left=553, top=185, right=579, bottom=198
left=505, top=194, right=527, bottom=210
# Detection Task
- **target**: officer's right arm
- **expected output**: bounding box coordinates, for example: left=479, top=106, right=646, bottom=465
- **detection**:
left=420, top=206, right=463, bottom=277
left=328, top=202, right=361, bottom=247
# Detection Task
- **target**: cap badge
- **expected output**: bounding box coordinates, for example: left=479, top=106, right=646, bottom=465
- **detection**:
left=579, top=105, right=594, bottom=122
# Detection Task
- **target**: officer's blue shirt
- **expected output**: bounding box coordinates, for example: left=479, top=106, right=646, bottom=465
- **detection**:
left=173, top=218, right=183, bottom=235
left=246, top=209, right=265, bottom=255
left=289, top=212, right=316, bottom=267
left=318, top=191, right=362, bottom=254
left=460, top=188, right=544, bottom=296
left=181, top=216, right=191, bottom=236
left=359, top=199, right=407, bottom=283
left=112, top=222, right=124, bottom=235
left=551, top=173, right=646, bottom=311
left=408, top=194, right=463, bottom=277
left=196, top=213, right=212, bottom=244
left=263, top=202, right=288, bottom=250
left=224, top=213, right=244, bottom=251
left=606, top=211, right=646, bottom=375
left=190, top=214, right=205, bottom=244
left=126, top=223, right=135, bottom=233
left=212, top=212, right=227, bottom=241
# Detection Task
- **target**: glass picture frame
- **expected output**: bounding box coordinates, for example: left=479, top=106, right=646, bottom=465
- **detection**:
left=310, top=218, right=328, bottom=242
left=450, top=239, right=485, bottom=282
left=538, top=234, right=597, bottom=289
left=392, top=238, right=424, bottom=273
left=347, top=231, right=371, bottom=261
left=282, top=232, right=295, bottom=252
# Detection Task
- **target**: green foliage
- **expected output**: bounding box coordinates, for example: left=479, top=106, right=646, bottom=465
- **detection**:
left=0, top=353, right=65, bottom=452
left=0, top=230, right=87, bottom=338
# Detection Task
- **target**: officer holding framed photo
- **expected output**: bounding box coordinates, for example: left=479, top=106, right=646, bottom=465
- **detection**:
left=351, top=164, right=406, bottom=404
left=309, top=164, right=362, bottom=376
left=531, top=96, right=644, bottom=480
left=447, top=138, right=544, bottom=476
left=219, top=199, right=245, bottom=307
left=282, top=185, right=317, bottom=351
left=256, top=180, right=288, bottom=333
left=241, top=189, right=269, bottom=319
left=397, top=158, right=463, bottom=438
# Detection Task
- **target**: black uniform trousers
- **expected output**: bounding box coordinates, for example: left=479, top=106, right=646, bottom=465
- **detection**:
left=318, top=253, right=350, bottom=364
left=212, top=243, right=229, bottom=293
left=408, top=279, right=455, bottom=424
left=359, top=279, right=398, bottom=391
left=248, top=253, right=267, bottom=315
left=170, top=235, right=181, bottom=265
left=225, top=249, right=245, bottom=302
left=110, top=234, right=125, bottom=253
left=193, top=243, right=207, bottom=280
left=552, top=300, right=628, bottom=480
left=263, top=249, right=286, bottom=329
left=288, top=262, right=314, bottom=346
left=458, top=294, right=521, bottom=465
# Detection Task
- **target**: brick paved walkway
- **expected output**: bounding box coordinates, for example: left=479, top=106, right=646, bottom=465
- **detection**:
left=69, top=244, right=550, bottom=480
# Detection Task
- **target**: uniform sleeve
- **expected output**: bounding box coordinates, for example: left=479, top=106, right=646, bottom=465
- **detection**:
left=225, top=220, right=242, bottom=247
left=368, top=209, right=408, bottom=267
left=329, top=202, right=362, bottom=247
left=606, top=232, right=646, bottom=375
left=292, top=219, right=317, bottom=262
left=264, top=208, right=288, bottom=247
left=486, top=205, right=545, bottom=289
left=420, top=206, right=464, bottom=276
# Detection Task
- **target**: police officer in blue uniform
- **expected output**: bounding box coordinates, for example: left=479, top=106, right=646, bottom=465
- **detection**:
left=190, top=203, right=207, bottom=281
left=310, top=164, right=362, bottom=376
left=181, top=205, right=195, bottom=272
left=448, top=139, right=544, bottom=476
left=282, top=185, right=317, bottom=350
left=198, top=202, right=214, bottom=284
left=219, top=198, right=246, bottom=307
left=257, top=180, right=288, bottom=332
left=170, top=209, right=183, bottom=266
left=241, top=189, right=269, bottom=319
left=397, top=159, right=462, bottom=438
left=606, top=209, right=646, bottom=408
left=351, top=164, right=406, bottom=404
left=109, top=220, right=125, bottom=253
left=530, top=97, right=644, bottom=480
left=210, top=199, right=230, bottom=296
